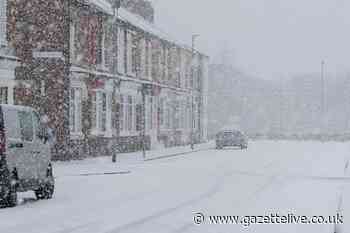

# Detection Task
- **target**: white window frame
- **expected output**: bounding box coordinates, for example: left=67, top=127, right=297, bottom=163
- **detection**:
left=146, top=96, right=153, bottom=131
left=159, top=97, right=165, bottom=129
left=119, top=93, right=141, bottom=136
left=0, top=86, right=8, bottom=104
left=69, top=87, right=83, bottom=136
left=0, top=0, right=7, bottom=46
left=0, top=80, right=15, bottom=104
left=126, top=30, right=133, bottom=76
left=98, top=26, right=107, bottom=70
left=146, top=40, right=152, bottom=80
left=69, top=22, right=76, bottom=63
left=91, top=90, right=112, bottom=137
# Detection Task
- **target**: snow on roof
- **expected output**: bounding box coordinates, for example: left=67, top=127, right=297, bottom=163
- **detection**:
left=118, top=8, right=176, bottom=43
left=88, top=1, right=206, bottom=55
left=89, top=0, right=114, bottom=15
left=117, top=8, right=206, bottom=55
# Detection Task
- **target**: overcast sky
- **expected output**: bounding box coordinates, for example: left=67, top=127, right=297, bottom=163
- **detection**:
left=152, top=0, right=350, bottom=79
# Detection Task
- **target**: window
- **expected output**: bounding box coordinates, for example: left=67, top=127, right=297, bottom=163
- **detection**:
left=167, top=48, right=172, bottom=83
left=119, top=95, right=136, bottom=133
left=99, top=92, right=107, bottom=132
left=136, top=104, right=142, bottom=131
left=124, top=29, right=128, bottom=74
left=91, top=92, right=97, bottom=130
left=185, top=55, right=191, bottom=89
left=161, top=45, right=167, bottom=81
left=18, top=111, right=33, bottom=142
left=101, top=27, right=106, bottom=66
left=174, top=100, right=180, bottom=129
left=132, top=34, right=140, bottom=75
left=3, top=109, right=20, bottom=139
left=176, top=48, right=182, bottom=87
left=92, top=91, right=109, bottom=134
left=166, top=102, right=171, bottom=129
left=104, top=24, right=114, bottom=69
left=159, top=98, right=165, bottom=127
left=0, top=87, right=8, bottom=104
left=119, top=95, right=124, bottom=131
left=96, top=24, right=105, bottom=66
left=32, top=111, right=41, bottom=138
left=69, top=88, right=82, bottom=134
left=147, top=97, right=153, bottom=130
left=0, top=0, right=7, bottom=46
left=151, top=41, right=160, bottom=81
left=127, top=96, right=133, bottom=131
left=145, top=40, right=150, bottom=77
left=70, top=22, right=76, bottom=62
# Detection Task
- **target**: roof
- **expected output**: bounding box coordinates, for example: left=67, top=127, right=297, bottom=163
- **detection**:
left=89, top=0, right=114, bottom=15
left=118, top=8, right=178, bottom=45
left=88, top=0, right=207, bottom=56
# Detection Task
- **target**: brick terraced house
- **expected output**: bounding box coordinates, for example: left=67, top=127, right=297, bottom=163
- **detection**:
left=0, top=0, right=209, bottom=160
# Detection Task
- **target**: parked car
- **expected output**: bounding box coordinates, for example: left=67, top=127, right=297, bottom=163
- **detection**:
left=216, top=130, right=248, bottom=150
left=0, top=105, right=54, bottom=207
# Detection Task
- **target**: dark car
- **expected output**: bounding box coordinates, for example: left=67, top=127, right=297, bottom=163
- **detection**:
left=216, top=130, right=248, bottom=150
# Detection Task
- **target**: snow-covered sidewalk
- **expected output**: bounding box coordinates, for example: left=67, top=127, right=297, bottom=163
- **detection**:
left=54, top=142, right=214, bottom=178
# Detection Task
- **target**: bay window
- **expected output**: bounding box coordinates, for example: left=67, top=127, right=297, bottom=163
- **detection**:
left=0, top=87, right=8, bottom=104
left=69, top=88, right=82, bottom=134
left=127, top=96, right=133, bottom=131
left=91, top=91, right=110, bottom=135
left=136, top=103, right=142, bottom=131
left=119, top=95, right=135, bottom=133
left=100, top=92, right=107, bottom=132
left=69, top=22, right=76, bottom=62
left=146, top=96, right=153, bottom=131
left=159, top=98, right=165, bottom=128
left=119, top=95, right=124, bottom=132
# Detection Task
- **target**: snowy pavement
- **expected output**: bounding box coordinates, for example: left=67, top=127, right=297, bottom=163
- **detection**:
left=0, top=140, right=350, bottom=233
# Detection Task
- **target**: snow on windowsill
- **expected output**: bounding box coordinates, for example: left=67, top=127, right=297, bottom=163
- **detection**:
left=70, top=132, right=84, bottom=140
left=88, top=0, right=113, bottom=15
left=90, top=129, right=113, bottom=138
left=119, top=131, right=141, bottom=137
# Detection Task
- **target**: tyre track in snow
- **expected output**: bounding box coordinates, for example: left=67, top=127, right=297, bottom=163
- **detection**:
left=167, top=143, right=331, bottom=233
left=2, top=142, right=341, bottom=233
left=50, top=150, right=244, bottom=233
left=103, top=147, right=312, bottom=233
left=0, top=148, right=215, bottom=233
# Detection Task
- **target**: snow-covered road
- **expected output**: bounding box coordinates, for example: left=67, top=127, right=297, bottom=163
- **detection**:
left=0, top=141, right=349, bottom=233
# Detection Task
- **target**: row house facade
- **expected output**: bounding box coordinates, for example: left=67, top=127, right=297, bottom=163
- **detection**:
left=0, top=0, right=209, bottom=160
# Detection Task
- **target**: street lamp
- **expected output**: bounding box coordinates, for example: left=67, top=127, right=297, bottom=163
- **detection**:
left=320, top=60, right=325, bottom=138
left=191, top=34, right=199, bottom=150
left=111, top=0, right=122, bottom=163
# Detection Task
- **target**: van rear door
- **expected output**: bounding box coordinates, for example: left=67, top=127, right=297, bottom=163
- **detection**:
left=3, top=107, right=28, bottom=180
left=17, top=110, right=37, bottom=181
left=32, top=111, right=50, bottom=179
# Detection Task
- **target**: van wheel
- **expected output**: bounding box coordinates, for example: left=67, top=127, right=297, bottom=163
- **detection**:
left=35, top=181, right=54, bottom=200
left=0, top=169, right=18, bottom=207
left=6, top=184, right=17, bottom=207
left=35, top=166, right=55, bottom=200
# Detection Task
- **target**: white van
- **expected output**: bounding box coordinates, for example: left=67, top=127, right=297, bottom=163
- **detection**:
left=0, top=105, right=54, bottom=207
